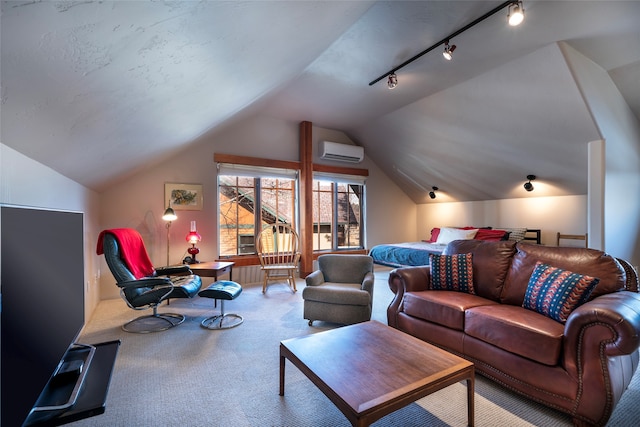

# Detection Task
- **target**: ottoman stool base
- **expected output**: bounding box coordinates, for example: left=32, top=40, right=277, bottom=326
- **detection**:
left=198, top=280, right=243, bottom=330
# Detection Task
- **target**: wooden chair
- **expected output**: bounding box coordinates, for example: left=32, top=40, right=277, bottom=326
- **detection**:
left=556, top=232, right=588, bottom=248
left=257, top=223, right=300, bottom=293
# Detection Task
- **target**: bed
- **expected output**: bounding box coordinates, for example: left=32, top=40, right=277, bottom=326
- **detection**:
left=369, top=227, right=541, bottom=267
left=368, top=241, right=447, bottom=268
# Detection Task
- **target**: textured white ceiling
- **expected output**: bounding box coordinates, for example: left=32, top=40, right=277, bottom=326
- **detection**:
left=2, top=1, right=639, bottom=201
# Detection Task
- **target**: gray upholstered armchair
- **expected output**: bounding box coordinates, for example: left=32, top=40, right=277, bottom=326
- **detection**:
left=302, top=254, right=374, bottom=326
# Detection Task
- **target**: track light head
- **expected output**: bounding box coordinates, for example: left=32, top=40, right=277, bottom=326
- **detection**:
left=443, top=42, right=456, bottom=61
left=524, top=174, right=536, bottom=192
left=508, top=1, right=525, bottom=26
left=387, top=73, right=398, bottom=89
left=429, top=186, right=438, bottom=199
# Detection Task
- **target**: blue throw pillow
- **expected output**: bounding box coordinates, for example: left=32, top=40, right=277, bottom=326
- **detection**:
left=429, top=253, right=475, bottom=294
left=523, top=261, right=599, bottom=323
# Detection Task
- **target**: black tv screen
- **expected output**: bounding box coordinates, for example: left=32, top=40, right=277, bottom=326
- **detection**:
left=1, top=205, right=85, bottom=426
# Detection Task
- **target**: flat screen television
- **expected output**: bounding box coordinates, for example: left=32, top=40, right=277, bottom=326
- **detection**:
left=1, top=205, right=85, bottom=426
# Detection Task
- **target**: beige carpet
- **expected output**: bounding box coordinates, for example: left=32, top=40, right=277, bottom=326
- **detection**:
left=69, top=267, right=640, bottom=426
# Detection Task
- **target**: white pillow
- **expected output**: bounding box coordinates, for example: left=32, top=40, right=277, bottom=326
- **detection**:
left=436, top=227, right=479, bottom=244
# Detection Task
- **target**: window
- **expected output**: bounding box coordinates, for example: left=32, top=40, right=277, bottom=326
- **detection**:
left=218, top=164, right=298, bottom=257
left=311, top=174, right=365, bottom=251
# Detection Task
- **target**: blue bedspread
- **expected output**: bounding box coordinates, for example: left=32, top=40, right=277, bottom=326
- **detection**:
left=368, top=242, right=446, bottom=268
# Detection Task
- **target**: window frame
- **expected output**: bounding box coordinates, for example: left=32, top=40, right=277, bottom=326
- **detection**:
left=311, top=172, right=366, bottom=252
left=217, top=162, right=299, bottom=258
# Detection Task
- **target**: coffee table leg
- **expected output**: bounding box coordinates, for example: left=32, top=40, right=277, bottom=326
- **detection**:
left=280, top=353, right=286, bottom=396
left=467, top=372, right=475, bottom=427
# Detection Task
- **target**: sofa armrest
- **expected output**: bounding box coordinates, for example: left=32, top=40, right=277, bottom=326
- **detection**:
left=387, top=266, right=431, bottom=327
left=305, top=270, right=325, bottom=287
left=563, top=291, right=640, bottom=376
left=361, top=272, right=375, bottom=295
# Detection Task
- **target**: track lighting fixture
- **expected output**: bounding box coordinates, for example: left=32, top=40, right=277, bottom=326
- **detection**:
left=387, top=73, right=398, bottom=89
left=429, top=186, right=438, bottom=199
left=524, top=175, right=535, bottom=192
left=507, top=1, right=525, bottom=26
left=369, top=1, right=525, bottom=87
left=443, top=41, right=456, bottom=60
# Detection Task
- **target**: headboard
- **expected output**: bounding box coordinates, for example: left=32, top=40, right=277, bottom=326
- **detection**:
left=523, top=229, right=541, bottom=245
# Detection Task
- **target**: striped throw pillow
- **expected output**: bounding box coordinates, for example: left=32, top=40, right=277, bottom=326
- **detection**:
left=429, top=253, right=475, bottom=294
left=523, top=262, right=599, bottom=323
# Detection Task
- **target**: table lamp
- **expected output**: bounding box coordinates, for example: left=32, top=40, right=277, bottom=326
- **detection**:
left=185, top=220, right=201, bottom=264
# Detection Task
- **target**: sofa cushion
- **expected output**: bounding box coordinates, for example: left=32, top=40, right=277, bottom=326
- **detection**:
left=404, top=291, right=498, bottom=330
left=444, top=240, right=517, bottom=301
left=501, top=243, right=625, bottom=305
left=523, top=262, right=599, bottom=323
left=429, top=253, right=475, bottom=294
left=465, top=304, right=565, bottom=366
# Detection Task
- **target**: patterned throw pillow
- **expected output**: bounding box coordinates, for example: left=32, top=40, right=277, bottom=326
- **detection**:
left=523, top=262, right=599, bottom=323
left=504, top=227, right=528, bottom=242
left=429, top=253, right=475, bottom=294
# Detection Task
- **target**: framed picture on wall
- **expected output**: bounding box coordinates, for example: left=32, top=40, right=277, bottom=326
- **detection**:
left=165, top=183, right=203, bottom=211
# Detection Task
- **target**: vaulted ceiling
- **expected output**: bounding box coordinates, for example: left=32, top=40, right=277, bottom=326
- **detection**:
left=2, top=1, right=639, bottom=202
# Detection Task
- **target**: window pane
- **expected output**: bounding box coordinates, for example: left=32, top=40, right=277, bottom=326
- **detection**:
left=219, top=174, right=296, bottom=256
left=219, top=176, right=256, bottom=256
left=312, top=180, right=363, bottom=251
left=337, top=184, right=362, bottom=249
left=312, top=180, right=333, bottom=250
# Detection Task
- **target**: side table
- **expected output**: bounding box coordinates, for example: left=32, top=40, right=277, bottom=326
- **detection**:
left=188, top=261, right=234, bottom=281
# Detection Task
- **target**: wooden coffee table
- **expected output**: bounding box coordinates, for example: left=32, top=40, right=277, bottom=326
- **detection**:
left=280, top=321, right=474, bottom=427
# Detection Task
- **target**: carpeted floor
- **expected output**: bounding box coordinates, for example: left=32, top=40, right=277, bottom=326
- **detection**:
left=69, top=267, right=640, bottom=426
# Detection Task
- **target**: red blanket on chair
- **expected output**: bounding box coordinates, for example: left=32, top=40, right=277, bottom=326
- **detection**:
left=97, top=228, right=156, bottom=279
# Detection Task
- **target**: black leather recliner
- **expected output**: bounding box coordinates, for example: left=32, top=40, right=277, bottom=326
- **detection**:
left=100, top=229, right=202, bottom=333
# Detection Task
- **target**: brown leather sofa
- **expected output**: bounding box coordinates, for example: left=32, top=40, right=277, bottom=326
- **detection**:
left=387, top=239, right=640, bottom=427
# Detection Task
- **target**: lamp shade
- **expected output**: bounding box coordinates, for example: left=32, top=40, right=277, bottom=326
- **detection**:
left=186, top=220, right=201, bottom=243
left=162, top=206, right=177, bottom=221
left=186, top=231, right=201, bottom=244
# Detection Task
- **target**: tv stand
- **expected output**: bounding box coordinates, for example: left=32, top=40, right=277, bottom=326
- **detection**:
left=23, top=340, right=120, bottom=426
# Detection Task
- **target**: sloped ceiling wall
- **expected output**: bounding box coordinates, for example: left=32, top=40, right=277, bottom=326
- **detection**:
left=350, top=43, right=601, bottom=204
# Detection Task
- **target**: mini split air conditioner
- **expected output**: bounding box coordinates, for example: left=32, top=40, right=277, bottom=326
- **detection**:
left=319, top=141, right=364, bottom=163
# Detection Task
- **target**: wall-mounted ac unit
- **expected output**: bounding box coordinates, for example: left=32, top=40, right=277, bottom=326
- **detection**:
left=319, top=141, right=364, bottom=163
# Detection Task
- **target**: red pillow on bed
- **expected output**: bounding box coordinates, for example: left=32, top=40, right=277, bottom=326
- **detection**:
left=427, top=227, right=441, bottom=243
left=475, top=229, right=508, bottom=241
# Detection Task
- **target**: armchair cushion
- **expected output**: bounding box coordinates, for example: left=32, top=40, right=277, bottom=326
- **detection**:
left=302, top=283, right=371, bottom=306
left=317, top=254, right=374, bottom=284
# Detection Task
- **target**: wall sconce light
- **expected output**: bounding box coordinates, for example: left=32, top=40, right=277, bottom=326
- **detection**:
left=162, top=205, right=177, bottom=266
left=387, top=73, right=398, bottom=89
left=185, top=220, right=202, bottom=264
left=524, top=175, right=536, bottom=192
left=429, top=186, right=438, bottom=199
left=443, top=41, right=456, bottom=60
left=507, top=1, right=525, bottom=26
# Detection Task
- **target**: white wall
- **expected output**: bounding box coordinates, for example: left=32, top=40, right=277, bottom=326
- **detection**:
left=560, top=43, right=640, bottom=265
left=0, top=143, right=102, bottom=320
left=416, top=195, right=588, bottom=246
left=99, top=114, right=416, bottom=298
